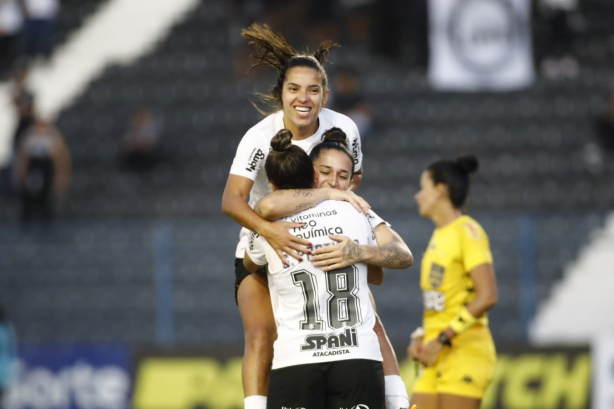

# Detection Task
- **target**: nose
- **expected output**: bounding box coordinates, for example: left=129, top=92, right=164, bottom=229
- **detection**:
left=298, top=89, right=309, bottom=102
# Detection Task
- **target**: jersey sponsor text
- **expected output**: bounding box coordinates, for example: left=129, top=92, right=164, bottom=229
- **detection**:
left=423, top=290, right=446, bottom=311
left=301, top=328, right=358, bottom=351
left=245, top=148, right=265, bottom=172
left=292, top=219, right=344, bottom=240
left=312, top=349, right=350, bottom=357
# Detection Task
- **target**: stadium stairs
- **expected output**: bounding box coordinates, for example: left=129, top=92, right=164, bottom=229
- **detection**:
left=0, top=0, right=613, bottom=347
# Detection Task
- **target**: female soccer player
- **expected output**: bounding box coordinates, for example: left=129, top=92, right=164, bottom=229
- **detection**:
left=244, top=129, right=412, bottom=409
left=255, top=128, right=414, bottom=409
left=407, top=155, right=498, bottom=409
left=221, top=24, right=364, bottom=409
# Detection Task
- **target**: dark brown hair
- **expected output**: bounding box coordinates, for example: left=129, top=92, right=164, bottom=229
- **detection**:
left=241, top=23, right=339, bottom=114
left=309, top=127, right=354, bottom=177
left=427, top=154, right=479, bottom=209
left=265, top=129, right=315, bottom=189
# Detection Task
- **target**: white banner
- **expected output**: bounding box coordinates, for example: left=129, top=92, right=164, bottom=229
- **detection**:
left=593, top=334, right=614, bottom=409
left=428, top=0, right=534, bottom=91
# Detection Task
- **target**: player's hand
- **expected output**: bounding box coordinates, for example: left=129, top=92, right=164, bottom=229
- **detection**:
left=310, top=234, right=364, bottom=271
left=261, top=221, right=311, bottom=263
left=407, top=338, right=423, bottom=361
left=417, top=339, right=444, bottom=367
left=326, top=189, right=370, bottom=214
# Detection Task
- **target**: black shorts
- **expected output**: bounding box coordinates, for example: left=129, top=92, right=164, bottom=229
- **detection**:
left=234, top=258, right=251, bottom=304
left=234, top=258, right=268, bottom=304
left=268, top=359, right=384, bottom=409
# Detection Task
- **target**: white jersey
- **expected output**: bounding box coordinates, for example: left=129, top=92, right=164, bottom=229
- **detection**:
left=229, top=109, right=363, bottom=258
left=247, top=201, right=382, bottom=369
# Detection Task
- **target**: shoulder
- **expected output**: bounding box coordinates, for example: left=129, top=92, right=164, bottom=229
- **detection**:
left=321, top=201, right=369, bottom=226
left=320, top=200, right=360, bottom=213
left=367, top=209, right=389, bottom=229
left=320, top=109, right=359, bottom=133
left=241, top=112, right=282, bottom=142
left=457, top=216, right=488, bottom=241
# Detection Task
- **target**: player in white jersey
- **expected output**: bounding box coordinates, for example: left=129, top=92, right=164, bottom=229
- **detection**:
left=244, top=129, right=401, bottom=409
left=221, top=24, right=366, bottom=409
left=254, top=128, right=414, bottom=409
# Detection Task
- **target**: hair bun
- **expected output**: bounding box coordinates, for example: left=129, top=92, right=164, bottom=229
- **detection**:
left=456, top=154, right=479, bottom=175
left=313, top=40, right=340, bottom=65
left=271, top=129, right=293, bottom=152
left=322, top=127, right=348, bottom=146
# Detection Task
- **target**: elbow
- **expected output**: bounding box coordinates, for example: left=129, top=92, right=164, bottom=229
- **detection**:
left=255, top=201, right=276, bottom=220
left=221, top=200, right=231, bottom=216
left=483, top=292, right=498, bottom=311
left=221, top=194, right=235, bottom=217
left=489, top=292, right=498, bottom=309
left=368, top=275, right=384, bottom=286
left=400, top=250, right=414, bottom=269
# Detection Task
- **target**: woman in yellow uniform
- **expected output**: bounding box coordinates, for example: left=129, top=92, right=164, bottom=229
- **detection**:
left=408, top=154, right=498, bottom=409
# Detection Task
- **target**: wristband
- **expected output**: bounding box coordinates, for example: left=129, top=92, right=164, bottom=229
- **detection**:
left=448, top=306, right=478, bottom=334
left=410, top=326, right=425, bottom=341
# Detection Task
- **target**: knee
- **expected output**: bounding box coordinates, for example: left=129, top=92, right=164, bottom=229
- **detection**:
left=244, top=324, right=276, bottom=352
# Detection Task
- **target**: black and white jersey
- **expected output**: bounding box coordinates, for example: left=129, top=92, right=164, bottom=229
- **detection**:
left=247, top=200, right=382, bottom=369
left=229, top=109, right=363, bottom=258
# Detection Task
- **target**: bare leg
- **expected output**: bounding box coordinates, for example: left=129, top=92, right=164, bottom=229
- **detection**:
left=237, top=273, right=277, bottom=399
left=370, top=289, right=409, bottom=409
left=374, top=314, right=400, bottom=375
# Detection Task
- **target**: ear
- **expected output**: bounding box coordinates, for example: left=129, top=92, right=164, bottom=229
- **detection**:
left=322, top=89, right=330, bottom=107
left=435, top=183, right=448, bottom=198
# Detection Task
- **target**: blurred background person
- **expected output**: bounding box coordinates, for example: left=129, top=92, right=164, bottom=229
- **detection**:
left=408, top=155, right=498, bottom=409
left=0, top=0, right=25, bottom=77
left=12, top=117, right=71, bottom=223
left=1, top=66, right=34, bottom=198
left=10, top=66, right=35, bottom=154
left=0, top=305, right=17, bottom=409
left=329, top=65, right=374, bottom=137
left=119, top=107, right=165, bottom=173
left=538, top=0, right=583, bottom=79
left=594, top=76, right=614, bottom=153
left=21, top=0, right=59, bottom=64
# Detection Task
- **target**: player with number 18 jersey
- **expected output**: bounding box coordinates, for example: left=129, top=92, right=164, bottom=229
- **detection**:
left=247, top=200, right=382, bottom=369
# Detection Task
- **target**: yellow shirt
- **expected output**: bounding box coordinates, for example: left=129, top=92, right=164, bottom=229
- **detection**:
left=420, top=215, right=493, bottom=340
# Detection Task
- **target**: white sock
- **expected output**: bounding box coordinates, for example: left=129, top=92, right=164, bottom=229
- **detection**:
left=244, top=395, right=267, bottom=409
left=384, top=375, right=410, bottom=409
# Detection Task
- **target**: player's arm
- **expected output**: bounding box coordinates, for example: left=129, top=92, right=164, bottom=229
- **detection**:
left=221, top=174, right=309, bottom=261
left=439, top=263, right=498, bottom=339
left=52, top=132, right=71, bottom=194
left=420, top=263, right=497, bottom=366
left=368, top=223, right=413, bottom=269
left=255, top=187, right=370, bottom=221
left=311, top=223, right=413, bottom=272
left=367, top=264, right=385, bottom=285
left=11, top=145, right=28, bottom=188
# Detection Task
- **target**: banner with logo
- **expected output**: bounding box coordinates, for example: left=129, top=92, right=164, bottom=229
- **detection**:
left=428, top=0, right=534, bottom=91
left=130, top=344, right=590, bottom=409
left=6, top=344, right=132, bottom=409
left=593, top=334, right=614, bottom=409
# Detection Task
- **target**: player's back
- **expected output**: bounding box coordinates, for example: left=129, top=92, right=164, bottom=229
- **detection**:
left=257, top=200, right=382, bottom=369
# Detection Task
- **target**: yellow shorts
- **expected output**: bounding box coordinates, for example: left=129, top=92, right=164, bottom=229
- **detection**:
left=412, top=326, right=496, bottom=399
